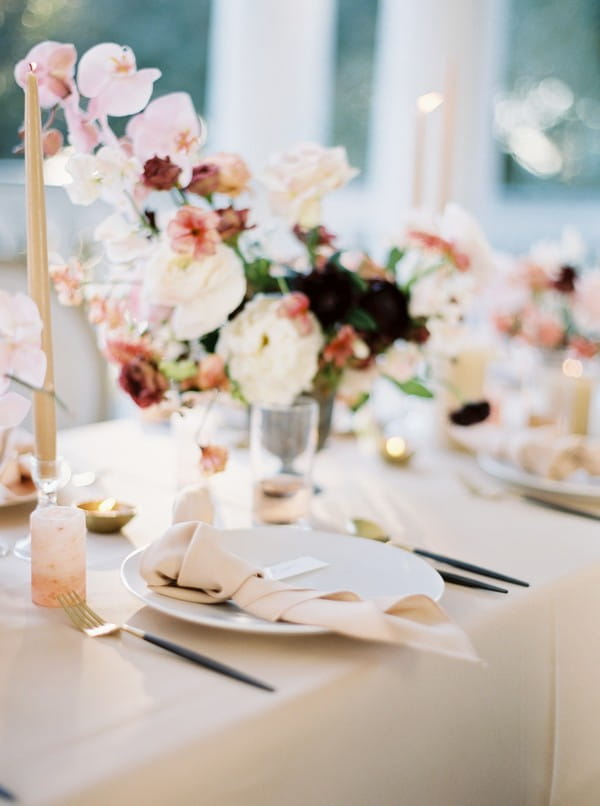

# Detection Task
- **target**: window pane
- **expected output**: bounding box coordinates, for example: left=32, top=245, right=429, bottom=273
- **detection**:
left=0, top=0, right=211, bottom=159
left=331, top=0, right=379, bottom=175
left=496, top=0, right=600, bottom=193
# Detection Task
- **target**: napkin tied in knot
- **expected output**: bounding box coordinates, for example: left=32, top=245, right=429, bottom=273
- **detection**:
left=140, top=521, right=479, bottom=661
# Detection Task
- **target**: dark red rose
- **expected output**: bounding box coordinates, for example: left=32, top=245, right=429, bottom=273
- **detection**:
left=142, top=156, right=182, bottom=190
left=359, top=281, right=411, bottom=348
left=552, top=265, right=577, bottom=294
left=215, top=206, right=252, bottom=241
left=449, top=400, right=491, bottom=426
left=406, top=323, right=430, bottom=344
left=186, top=163, right=220, bottom=196
left=293, top=261, right=358, bottom=327
left=118, top=357, right=169, bottom=408
left=293, top=224, right=337, bottom=249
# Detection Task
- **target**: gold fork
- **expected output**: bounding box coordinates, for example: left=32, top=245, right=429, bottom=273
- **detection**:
left=57, top=591, right=275, bottom=692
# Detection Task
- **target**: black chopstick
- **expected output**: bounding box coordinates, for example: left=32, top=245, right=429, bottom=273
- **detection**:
left=0, top=784, right=16, bottom=802
left=437, top=569, right=508, bottom=593
left=413, top=548, right=529, bottom=587
left=139, top=630, right=275, bottom=692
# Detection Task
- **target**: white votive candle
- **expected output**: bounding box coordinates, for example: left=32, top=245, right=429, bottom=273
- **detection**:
left=31, top=505, right=86, bottom=607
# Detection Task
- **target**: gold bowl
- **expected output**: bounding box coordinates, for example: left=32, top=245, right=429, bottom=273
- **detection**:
left=77, top=498, right=136, bottom=533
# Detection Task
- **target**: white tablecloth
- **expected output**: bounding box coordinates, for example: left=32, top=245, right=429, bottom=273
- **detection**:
left=1, top=419, right=600, bottom=806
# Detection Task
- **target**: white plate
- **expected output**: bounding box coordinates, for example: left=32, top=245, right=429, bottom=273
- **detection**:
left=120, top=526, right=444, bottom=636
left=478, top=454, right=600, bottom=503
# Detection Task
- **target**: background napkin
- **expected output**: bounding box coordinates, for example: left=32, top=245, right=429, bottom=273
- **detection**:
left=140, top=501, right=479, bottom=661
left=0, top=428, right=34, bottom=503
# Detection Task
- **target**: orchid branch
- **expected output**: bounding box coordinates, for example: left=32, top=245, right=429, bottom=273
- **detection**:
left=5, top=374, right=69, bottom=412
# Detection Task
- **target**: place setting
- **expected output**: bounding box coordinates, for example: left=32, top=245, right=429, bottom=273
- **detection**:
left=2, top=15, right=600, bottom=805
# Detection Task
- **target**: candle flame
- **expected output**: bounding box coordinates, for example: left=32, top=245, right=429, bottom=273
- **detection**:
left=417, top=92, right=443, bottom=114
left=28, top=62, right=38, bottom=73
left=98, top=497, right=117, bottom=513
left=562, top=358, right=583, bottom=379
left=385, top=437, right=407, bottom=458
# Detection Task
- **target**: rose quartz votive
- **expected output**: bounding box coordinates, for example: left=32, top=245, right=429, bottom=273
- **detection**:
left=31, top=505, right=87, bottom=607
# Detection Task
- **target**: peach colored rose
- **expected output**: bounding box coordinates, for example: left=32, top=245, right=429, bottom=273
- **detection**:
left=209, top=152, right=251, bottom=196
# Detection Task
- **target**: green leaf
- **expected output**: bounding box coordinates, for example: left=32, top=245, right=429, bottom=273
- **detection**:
left=347, top=271, right=368, bottom=292
left=348, top=307, right=377, bottom=331
left=159, top=359, right=197, bottom=382
left=349, top=392, right=370, bottom=412
left=385, top=375, right=434, bottom=398
left=386, top=246, right=404, bottom=272
left=200, top=329, right=220, bottom=353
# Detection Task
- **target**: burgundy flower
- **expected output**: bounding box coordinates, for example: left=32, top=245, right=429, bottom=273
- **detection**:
left=118, top=357, right=169, bottom=409
left=293, top=224, right=336, bottom=249
left=552, top=265, right=577, bottom=294
left=449, top=400, right=491, bottom=426
left=186, top=163, right=220, bottom=196
left=359, top=281, right=411, bottom=347
left=293, top=262, right=357, bottom=327
left=142, top=156, right=182, bottom=190
left=215, top=206, right=252, bottom=241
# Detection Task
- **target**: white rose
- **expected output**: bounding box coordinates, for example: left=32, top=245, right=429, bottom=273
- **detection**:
left=94, top=213, right=151, bottom=263
left=261, top=142, right=358, bottom=227
left=217, top=295, right=323, bottom=405
left=378, top=343, right=422, bottom=383
left=337, top=366, right=377, bottom=407
left=146, top=242, right=246, bottom=340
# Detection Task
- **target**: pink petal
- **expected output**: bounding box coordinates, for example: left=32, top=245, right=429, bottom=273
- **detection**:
left=11, top=345, right=46, bottom=387
left=95, top=69, right=161, bottom=117
left=0, top=392, right=31, bottom=429
left=77, top=42, right=125, bottom=98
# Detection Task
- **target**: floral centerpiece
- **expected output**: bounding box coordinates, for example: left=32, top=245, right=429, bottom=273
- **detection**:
left=14, top=41, right=492, bottom=469
left=491, top=229, right=600, bottom=358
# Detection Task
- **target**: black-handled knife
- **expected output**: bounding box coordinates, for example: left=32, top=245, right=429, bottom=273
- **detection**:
left=437, top=569, right=508, bottom=593
left=412, top=548, right=529, bottom=587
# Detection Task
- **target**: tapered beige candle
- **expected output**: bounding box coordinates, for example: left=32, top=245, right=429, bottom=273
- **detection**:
left=411, top=91, right=443, bottom=209
left=25, top=67, right=56, bottom=463
left=438, top=62, right=457, bottom=211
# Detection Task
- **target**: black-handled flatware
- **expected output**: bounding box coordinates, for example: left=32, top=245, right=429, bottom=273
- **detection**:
left=58, top=592, right=275, bottom=693
left=437, top=569, right=508, bottom=593
left=0, top=784, right=16, bottom=802
left=138, top=629, right=275, bottom=691
left=412, top=548, right=529, bottom=587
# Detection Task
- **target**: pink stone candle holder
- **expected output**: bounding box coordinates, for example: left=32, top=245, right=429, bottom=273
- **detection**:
left=31, top=505, right=86, bottom=607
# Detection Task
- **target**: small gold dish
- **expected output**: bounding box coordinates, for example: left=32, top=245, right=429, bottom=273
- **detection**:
left=379, top=435, right=414, bottom=466
left=78, top=498, right=136, bottom=533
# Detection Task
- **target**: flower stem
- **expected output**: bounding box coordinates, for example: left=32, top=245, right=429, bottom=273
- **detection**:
left=5, top=374, right=69, bottom=412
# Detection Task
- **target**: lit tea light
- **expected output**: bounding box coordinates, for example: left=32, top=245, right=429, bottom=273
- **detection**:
left=380, top=436, right=414, bottom=465
left=77, top=498, right=136, bottom=533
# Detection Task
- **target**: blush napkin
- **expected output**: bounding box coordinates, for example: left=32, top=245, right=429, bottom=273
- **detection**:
left=140, top=513, right=479, bottom=662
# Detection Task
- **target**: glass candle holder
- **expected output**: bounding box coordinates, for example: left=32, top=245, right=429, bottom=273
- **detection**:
left=250, top=397, right=318, bottom=525
left=31, top=504, right=86, bottom=607
left=13, top=456, right=71, bottom=560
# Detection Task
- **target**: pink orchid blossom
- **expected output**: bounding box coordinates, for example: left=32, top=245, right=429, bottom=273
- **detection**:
left=126, top=93, right=206, bottom=185
left=167, top=206, right=220, bottom=260
left=63, top=100, right=101, bottom=152
left=14, top=41, right=77, bottom=108
left=0, top=291, right=47, bottom=428
left=49, top=257, right=85, bottom=306
left=77, top=43, right=161, bottom=118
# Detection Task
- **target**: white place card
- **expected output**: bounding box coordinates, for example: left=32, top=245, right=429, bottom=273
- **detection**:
left=263, top=555, right=329, bottom=581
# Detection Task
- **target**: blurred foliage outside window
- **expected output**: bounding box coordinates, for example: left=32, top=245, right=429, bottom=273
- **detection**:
left=331, top=0, right=379, bottom=177
left=497, top=0, right=600, bottom=193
